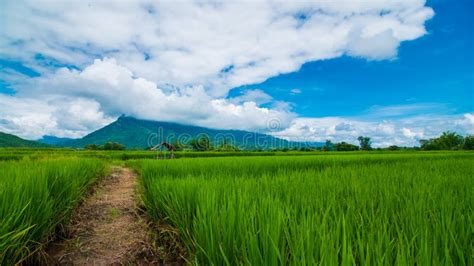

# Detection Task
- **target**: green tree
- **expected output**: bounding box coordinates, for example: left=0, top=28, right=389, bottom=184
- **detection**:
left=322, top=140, right=334, bottom=151
left=387, top=145, right=400, bottom=151
left=420, top=131, right=463, bottom=150
left=419, top=139, right=436, bottom=150
left=102, top=142, right=125, bottom=150
left=463, top=135, right=474, bottom=150
left=84, top=144, right=99, bottom=150
left=171, top=140, right=186, bottom=151
left=358, top=136, right=372, bottom=151
left=189, top=135, right=213, bottom=151
left=334, top=142, right=359, bottom=151
left=217, top=138, right=240, bottom=151
left=436, top=131, right=463, bottom=150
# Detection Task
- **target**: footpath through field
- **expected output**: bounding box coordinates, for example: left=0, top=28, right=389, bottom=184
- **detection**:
left=47, top=167, right=160, bottom=264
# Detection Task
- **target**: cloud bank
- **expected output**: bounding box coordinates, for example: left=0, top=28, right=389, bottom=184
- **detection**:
left=273, top=114, right=474, bottom=147
left=2, top=0, right=434, bottom=94
left=2, top=0, right=467, bottom=146
left=1, top=58, right=294, bottom=138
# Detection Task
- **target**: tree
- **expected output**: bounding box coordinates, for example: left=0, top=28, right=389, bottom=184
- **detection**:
left=419, top=139, right=439, bottom=150
left=358, top=136, right=372, bottom=151
left=189, top=135, right=213, bottom=151
left=387, top=145, right=400, bottom=151
left=188, top=138, right=200, bottom=151
left=420, top=131, right=463, bottom=150
left=463, top=135, right=474, bottom=150
left=216, top=138, right=240, bottom=151
left=419, top=139, right=429, bottom=147
left=171, top=140, right=186, bottom=151
left=85, top=144, right=99, bottom=150
left=322, top=140, right=334, bottom=151
left=334, top=142, right=359, bottom=151
left=436, top=131, right=463, bottom=150
left=86, top=142, right=125, bottom=150
left=102, top=142, right=125, bottom=150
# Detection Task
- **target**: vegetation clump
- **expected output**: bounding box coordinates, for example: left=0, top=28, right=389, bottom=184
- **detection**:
left=0, top=159, right=105, bottom=264
left=420, top=131, right=472, bottom=150
left=188, top=135, right=213, bottom=151
left=85, top=142, right=125, bottom=150
left=357, top=136, right=372, bottom=150
left=334, top=141, right=359, bottom=151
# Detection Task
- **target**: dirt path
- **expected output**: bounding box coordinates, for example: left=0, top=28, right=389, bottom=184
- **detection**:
left=47, top=167, right=162, bottom=265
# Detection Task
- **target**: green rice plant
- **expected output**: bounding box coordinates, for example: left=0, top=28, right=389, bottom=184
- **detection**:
left=1, top=147, right=470, bottom=162
left=135, top=153, right=474, bottom=265
left=0, top=158, right=106, bottom=264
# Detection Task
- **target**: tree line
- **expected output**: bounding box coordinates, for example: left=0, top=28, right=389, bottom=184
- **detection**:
left=84, top=132, right=474, bottom=151
left=419, top=131, right=473, bottom=150
left=85, top=142, right=125, bottom=150
left=321, top=132, right=473, bottom=151
left=168, top=136, right=240, bottom=151
left=84, top=136, right=240, bottom=152
left=322, top=136, right=372, bottom=151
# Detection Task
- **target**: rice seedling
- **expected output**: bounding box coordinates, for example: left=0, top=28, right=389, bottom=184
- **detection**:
left=135, top=153, right=473, bottom=265
left=0, top=158, right=106, bottom=264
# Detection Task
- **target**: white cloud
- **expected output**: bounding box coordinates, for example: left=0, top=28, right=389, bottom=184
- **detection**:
left=1, top=0, right=434, bottom=96
left=1, top=58, right=294, bottom=139
left=229, top=89, right=273, bottom=105
left=401, top=127, right=423, bottom=138
left=4, top=58, right=468, bottom=147
left=290, top=88, right=302, bottom=95
left=272, top=113, right=474, bottom=147
left=0, top=94, right=114, bottom=139
left=0, top=0, right=443, bottom=145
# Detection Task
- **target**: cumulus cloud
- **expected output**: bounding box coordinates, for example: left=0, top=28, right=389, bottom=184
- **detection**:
left=1, top=0, right=434, bottom=95
left=272, top=113, right=474, bottom=147
left=0, top=94, right=113, bottom=139
left=1, top=58, right=294, bottom=138
left=401, top=127, right=423, bottom=138
left=0, top=0, right=441, bottom=145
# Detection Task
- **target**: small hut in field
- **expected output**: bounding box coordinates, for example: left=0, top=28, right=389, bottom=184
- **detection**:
left=150, top=142, right=176, bottom=159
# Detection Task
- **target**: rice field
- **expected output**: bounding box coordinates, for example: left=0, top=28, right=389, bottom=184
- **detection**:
left=1, top=151, right=472, bottom=264
left=134, top=153, right=473, bottom=265
left=0, top=158, right=106, bottom=264
left=0, top=148, right=313, bottom=161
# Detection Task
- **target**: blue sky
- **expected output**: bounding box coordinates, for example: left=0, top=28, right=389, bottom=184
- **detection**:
left=231, top=0, right=473, bottom=118
left=0, top=0, right=472, bottom=146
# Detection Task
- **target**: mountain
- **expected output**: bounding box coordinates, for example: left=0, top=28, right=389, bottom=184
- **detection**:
left=62, top=116, right=319, bottom=150
left=0, top=132, right=49, bottom=148
left=38, top=135, right=75, bottom=146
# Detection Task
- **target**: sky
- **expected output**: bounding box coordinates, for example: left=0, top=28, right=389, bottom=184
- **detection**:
left=0, top=0, right=472, bottom=147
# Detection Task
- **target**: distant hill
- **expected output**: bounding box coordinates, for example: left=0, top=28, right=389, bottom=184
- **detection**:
left=38, top=135, right=75, bottom=146
left=0, top=132, right=49, bottom=148
left=61, top=116, right=320, bottom=150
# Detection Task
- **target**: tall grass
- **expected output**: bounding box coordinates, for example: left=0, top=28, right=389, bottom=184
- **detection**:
left=0, top=158, right=106, bottom=264
left=136, top=153, right=473, bottom=265
left=3, top=147, right=470, bottom=162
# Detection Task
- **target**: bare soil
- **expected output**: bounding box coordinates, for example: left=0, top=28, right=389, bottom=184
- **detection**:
left=46, top=167, right=184, bottom=265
